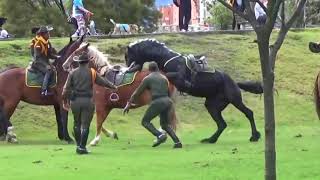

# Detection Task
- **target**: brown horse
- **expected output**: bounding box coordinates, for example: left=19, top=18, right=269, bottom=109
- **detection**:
left=63, top=44, right=177, bottom=146
left=314, top=72, right=320, bottom=119
left=0, top=36, right=84, bottom=143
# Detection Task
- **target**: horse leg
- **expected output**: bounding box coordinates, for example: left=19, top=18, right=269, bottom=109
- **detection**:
left=4, top=99, right=20, bottom=143
left=60, top=108, right=74, bottom=144
left=201, top=98, right=228, bottom=144
left=54, top=105, right=64, bottom=140
left=232, top=99, right=261, bottom=142
left=90, top=107, right=112, bottom=146
left=101, top=126, right=118, bottom=140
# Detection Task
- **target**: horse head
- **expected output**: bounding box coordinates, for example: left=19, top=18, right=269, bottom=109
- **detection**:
left=125, top=39, right=180, bottom=72
left=63, top=43, right=112, bottom=75
left=56, top=35, right=85, bottom=69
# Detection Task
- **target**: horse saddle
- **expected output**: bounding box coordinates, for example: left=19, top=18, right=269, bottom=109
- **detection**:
left=25, top=66, right=57, bottom=88
left=105, top=65, right=136, bottom=86
left=185, top=54, right=214, bottom=73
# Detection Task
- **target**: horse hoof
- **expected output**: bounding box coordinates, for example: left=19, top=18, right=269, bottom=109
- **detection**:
left=0, top=135, right=6, bottom=141
left=58, top=134, right=64, bottom=141
left=250, top=132, right=261, bottom=142
left=7, top=136, right=18, bottom=144
left=113, top=133, right=119, bottom=140
left=200, top=138, right=210, bottom=143
left=90, top=139, right=98, bottom=146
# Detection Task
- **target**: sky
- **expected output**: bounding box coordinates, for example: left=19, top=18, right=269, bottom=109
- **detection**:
left=155, top=0, right=173, bottom=7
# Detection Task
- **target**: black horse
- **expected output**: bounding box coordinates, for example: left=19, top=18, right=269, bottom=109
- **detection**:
left=125, top=39, right=263, bottom=143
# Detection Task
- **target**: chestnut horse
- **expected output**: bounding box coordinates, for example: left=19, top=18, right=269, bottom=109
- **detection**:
left=0, top=36, right=84, bottom=143
left=314, top=72, right=320, bottom=119
left=63, top=44, right=177, bottom=146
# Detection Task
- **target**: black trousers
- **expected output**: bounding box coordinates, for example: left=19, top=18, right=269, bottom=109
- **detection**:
left=179, top=0, right=192, bottom=31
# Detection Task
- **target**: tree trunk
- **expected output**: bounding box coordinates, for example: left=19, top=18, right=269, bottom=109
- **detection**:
left=257, top=33, right=277, bottom=180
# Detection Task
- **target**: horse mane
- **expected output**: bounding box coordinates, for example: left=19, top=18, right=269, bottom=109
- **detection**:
left=0, top=64, right=20, bottom=74
left=127, top=39, right=179, bottom=65
left=87, top=45, right=112, bottom=69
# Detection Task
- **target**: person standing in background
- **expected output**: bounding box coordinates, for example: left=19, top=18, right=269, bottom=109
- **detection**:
left=174, top=0, right=197, bottom=32
left=71, top=0, right=94, bottom=37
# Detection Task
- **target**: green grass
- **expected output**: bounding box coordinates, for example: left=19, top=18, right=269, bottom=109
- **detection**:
left=1, top=30, right=320, bottom=179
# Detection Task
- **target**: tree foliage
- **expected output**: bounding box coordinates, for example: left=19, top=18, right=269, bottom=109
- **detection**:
left=209, top=3, right=233, bottom=30
left=0, top=0, right=161, bottom=37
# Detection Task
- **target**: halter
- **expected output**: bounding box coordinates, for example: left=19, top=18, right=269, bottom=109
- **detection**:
left=163, top=55, right=182, bottom=67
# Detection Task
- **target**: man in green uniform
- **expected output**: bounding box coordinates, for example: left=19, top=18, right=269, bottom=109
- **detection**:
left=62, top=52, right=117, bottom=154
left=30, top=26, right=60, bottom=96
left=123, top=62, right=182, bottom=148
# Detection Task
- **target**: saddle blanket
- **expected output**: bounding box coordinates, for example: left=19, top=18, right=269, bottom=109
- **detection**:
left=105, top=71, right=137, bottom=87
left=25, top=69, right=57, bottom=88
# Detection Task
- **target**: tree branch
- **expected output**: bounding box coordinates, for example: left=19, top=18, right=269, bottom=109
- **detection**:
left=270, top=0, right=307, bottom=70
left=216, top=0, right=258, bottom=27
left=216, top=0, right=248, bottom=20
left=250, top=0, right=268, bottom=15
left=280, top=1, right=285, bottom=27
left=286, top=0, right=306, bottom=29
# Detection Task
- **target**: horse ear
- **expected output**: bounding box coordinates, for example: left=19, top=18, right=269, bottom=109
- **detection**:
left=85, top=43, right=90, bottom=48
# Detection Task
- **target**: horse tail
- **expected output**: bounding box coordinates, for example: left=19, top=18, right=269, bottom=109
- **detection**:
left=237, top=81, right=263, bottom=94
left=169, top=87, right=178, bottom=131
left=314, top=72, right=320, bottom=120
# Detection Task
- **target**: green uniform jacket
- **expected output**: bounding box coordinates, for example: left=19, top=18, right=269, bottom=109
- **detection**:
left=32, top=40, right=59, bottom=74
left=130, top=72, right=170, bottom=103
left=62, top=66, right=116, bottom=100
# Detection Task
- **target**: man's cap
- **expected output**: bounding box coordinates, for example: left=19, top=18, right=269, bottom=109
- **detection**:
left=37, top=26, right=53, bottom=34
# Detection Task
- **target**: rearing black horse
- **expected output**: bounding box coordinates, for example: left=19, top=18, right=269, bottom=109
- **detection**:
left=125, top=39, right=263, bottom=143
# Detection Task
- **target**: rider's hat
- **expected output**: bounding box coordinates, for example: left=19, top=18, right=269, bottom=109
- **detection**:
left=37, top=26, right=53, bottom=34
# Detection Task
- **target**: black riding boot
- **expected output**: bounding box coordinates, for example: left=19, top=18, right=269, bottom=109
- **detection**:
left=41, top=71, right=52, bottom=96
left=73, top=126, right=81, bottom=147
left=162, top=126, right=182, bottom=148
left=76, top=128, right=90, bottom=155
left=142, top=122, right=162, bottom=137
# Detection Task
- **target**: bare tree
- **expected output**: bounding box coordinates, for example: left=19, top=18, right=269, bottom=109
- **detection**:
left=215, top=0, right=307, bottom=179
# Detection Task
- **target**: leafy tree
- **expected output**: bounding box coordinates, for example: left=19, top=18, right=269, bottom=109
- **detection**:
left=209, top=3, right=233, bottom=30
left=215, top=0, right=307, bottom=179
left=305, top=0, right=320, bottom=24
left=0, top=0, right=161, bottom=36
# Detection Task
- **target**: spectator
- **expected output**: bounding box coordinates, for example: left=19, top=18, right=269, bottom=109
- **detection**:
left=255, top=0, right=268, bottom=25
left=0, top=27, right=10, bottom=39
left=174, top=0, right=197, bottom=32
left=230, top=0, right=245, bottom=30
left=89, top=20, right=96, bottom=35
left=71, top=0, right=94, bottom=37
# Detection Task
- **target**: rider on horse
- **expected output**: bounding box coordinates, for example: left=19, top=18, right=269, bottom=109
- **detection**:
left=30, top=26, right=60, bottom=96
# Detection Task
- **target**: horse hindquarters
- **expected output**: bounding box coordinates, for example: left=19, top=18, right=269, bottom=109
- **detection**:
left=314, top=72, right=320, bottom=120
left=188, top=71, right=225, bottom=97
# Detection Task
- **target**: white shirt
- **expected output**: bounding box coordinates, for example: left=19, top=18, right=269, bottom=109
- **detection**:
left=0, top=29, right=9, bottom=39
left=254, top=3, right=266, bottom=20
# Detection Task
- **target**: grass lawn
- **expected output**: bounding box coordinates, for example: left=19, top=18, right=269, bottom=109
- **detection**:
left=0, top=30, right=320, bottom=180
